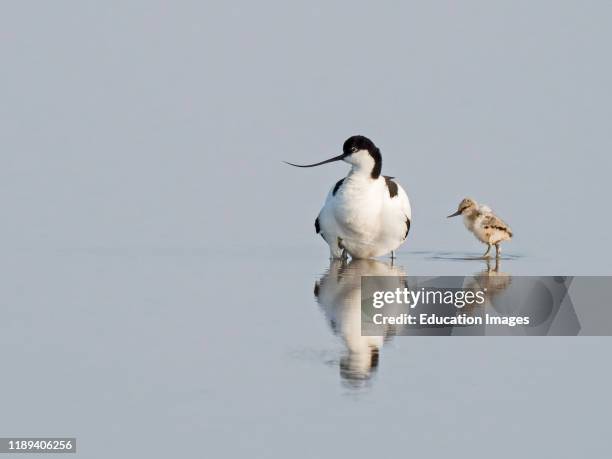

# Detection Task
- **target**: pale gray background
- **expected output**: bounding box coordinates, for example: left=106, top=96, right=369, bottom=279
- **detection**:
left=1, top=0, right=611, bottom=270
left=1, top=1, right=611, bottom=458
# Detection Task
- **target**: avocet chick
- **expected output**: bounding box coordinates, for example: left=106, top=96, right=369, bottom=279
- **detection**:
left=447, top=198, right=513, bottom=258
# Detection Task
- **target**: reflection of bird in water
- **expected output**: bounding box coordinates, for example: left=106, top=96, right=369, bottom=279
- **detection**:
left=463, top=261, right=579, bottom=335
left=462, top=258, right=512, bottom=315
left=314, top=259, right=407, bottom=387
left=470, top=257, right=512, bottom=296
left=447, top=198, right=512, bottom=258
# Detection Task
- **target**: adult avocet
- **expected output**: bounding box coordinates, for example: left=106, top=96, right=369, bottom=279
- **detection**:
left=447, top=198, right=513, bottom=258
left=286, top=135, right=411, bottom=259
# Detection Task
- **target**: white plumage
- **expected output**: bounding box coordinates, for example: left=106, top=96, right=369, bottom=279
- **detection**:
left=287, top=135, right=411, bottom=259
left=314, top=259, right=407, bottom=384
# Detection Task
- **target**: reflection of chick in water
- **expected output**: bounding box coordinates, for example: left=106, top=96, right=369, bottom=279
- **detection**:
left=314, top=259, right=407, bottom=386
left=462, top=258, right=512, bottom=314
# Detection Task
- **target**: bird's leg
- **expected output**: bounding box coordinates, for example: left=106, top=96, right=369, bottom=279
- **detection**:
left=482, top=243, right=492, bottom=258
left=390, top=250, right=396, bottom=260
left=329, top=237, right=345, bottom=260
left=336, top=237, right=349, bottom=261
left=329, top=246, right=343, bottom=260
left=495, top=243, right=501, bottom=258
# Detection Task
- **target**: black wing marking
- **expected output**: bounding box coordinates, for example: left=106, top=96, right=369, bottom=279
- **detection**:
left=481, top=214, right=513, bottom=237
left=404, top=216, right=411, bottom=239
left=332, top=178, right=344, bottom=196
left=315, top=217, right=320, bottom=234
left=384, top=176, right=398, bottom=198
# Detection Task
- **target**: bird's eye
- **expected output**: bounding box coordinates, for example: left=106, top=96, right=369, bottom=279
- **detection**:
left=351, top=147, right=358, bottom=153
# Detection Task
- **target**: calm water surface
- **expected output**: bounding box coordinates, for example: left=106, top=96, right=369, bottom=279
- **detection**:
left=0, top=248, right=609, bottom=458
